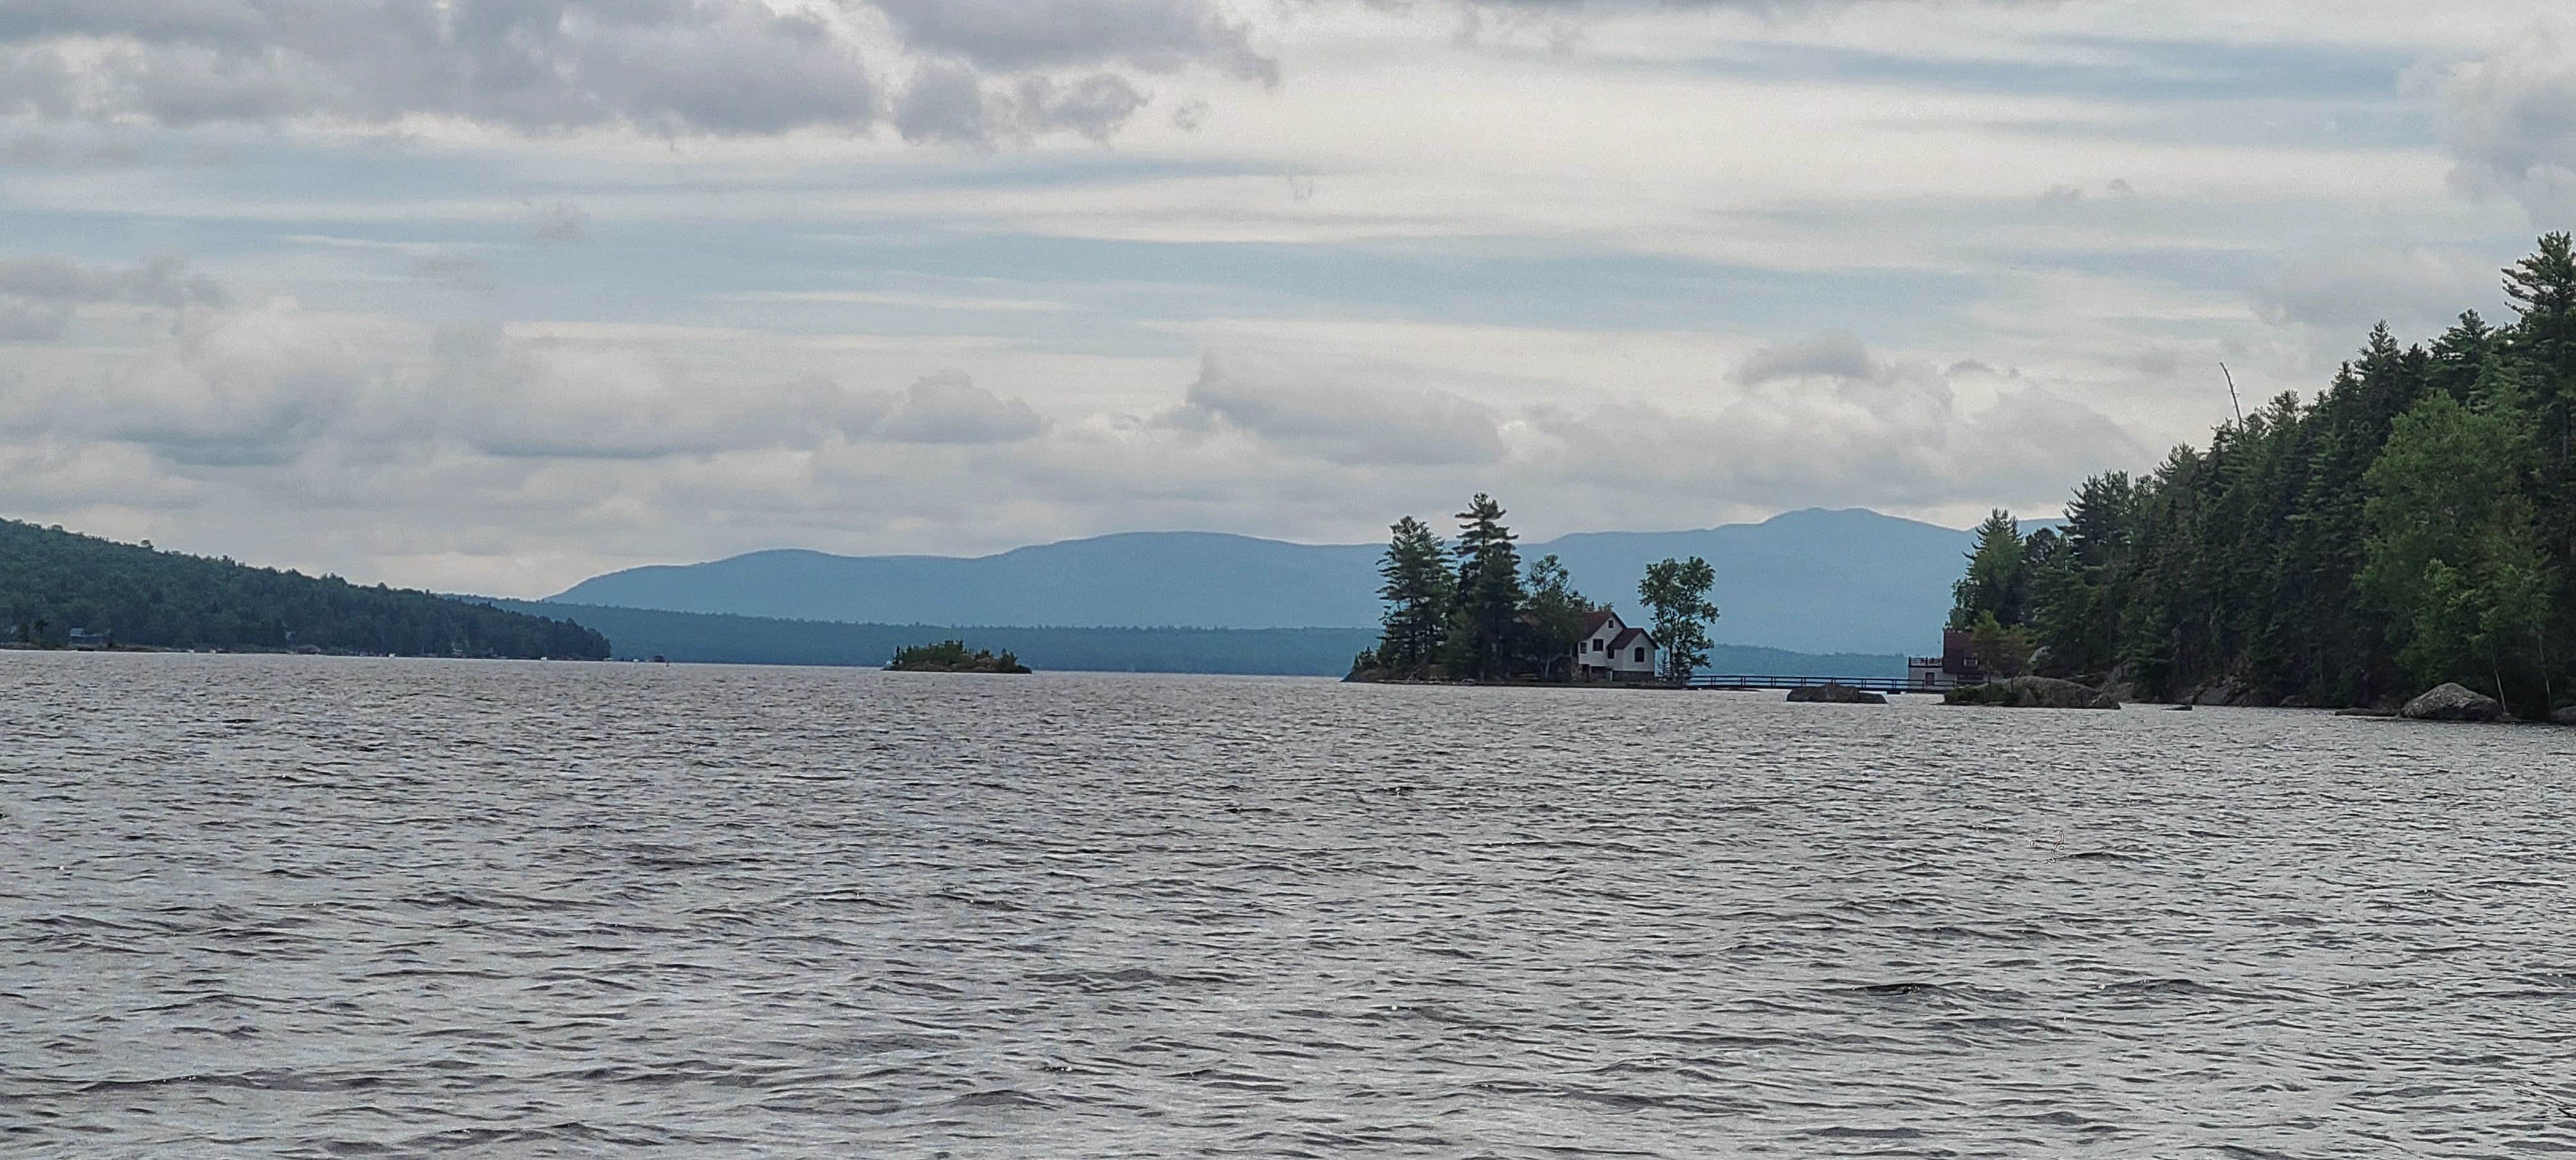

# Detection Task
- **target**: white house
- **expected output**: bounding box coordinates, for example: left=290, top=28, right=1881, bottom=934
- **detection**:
left=1577, top=609, right=1659, bottom=682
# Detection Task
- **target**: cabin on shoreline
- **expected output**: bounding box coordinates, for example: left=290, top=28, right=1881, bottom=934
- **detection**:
left=1578, top=610, right=1659, bottom=682
left=1907, top=630, right=1985, bottom=691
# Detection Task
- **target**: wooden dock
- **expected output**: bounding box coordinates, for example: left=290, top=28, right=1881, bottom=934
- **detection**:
left=1685, top=674, right=1930, bottom=694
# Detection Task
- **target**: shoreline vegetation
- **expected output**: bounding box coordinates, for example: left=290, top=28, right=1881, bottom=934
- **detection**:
left=1349, top=493, right=1719, bottom=685
left=1940, top=234, right=2576, bottom=726
left=885, top=640, right=1031, bottom=674
left=3, top=518, right=608, bottom=660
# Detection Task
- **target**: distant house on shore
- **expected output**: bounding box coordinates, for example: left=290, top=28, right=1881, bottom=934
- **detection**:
left=1577, top=609, right=1659, bottom=682
left=67, top=628, right=109, bottom=651
left=1907, top=630, right=1984, bottom=691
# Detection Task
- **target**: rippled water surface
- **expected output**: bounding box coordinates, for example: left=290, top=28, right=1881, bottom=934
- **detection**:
left=7, top=653, right=2576, bottom=1157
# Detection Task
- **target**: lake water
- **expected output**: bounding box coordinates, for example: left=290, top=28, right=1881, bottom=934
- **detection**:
left=6, top=653, right=2575, bottom=1157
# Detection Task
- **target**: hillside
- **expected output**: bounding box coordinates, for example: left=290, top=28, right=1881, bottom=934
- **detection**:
left=1, top=519, right=610, bottom=659
left=550, top=508, right=1984, bottom=657
left=482, top=599, right=1907, bottom=678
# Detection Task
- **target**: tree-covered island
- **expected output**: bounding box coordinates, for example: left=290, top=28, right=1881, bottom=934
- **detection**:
left=1351, top=492, right=1718, bottom=685
left=1945, top=234, right=2576, bottom=722
left=1, top=517, right=609, bottom=659
left=886, top=640, right=1032, bottom=673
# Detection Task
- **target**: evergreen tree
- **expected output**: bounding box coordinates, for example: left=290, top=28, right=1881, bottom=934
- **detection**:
left=1942, top=235, right=2576, bottom=714
left=1374, top=516, right=1452, bottom=674
left=1638, top=556, right=1719, bottom=683
left=1948, top=510, right=2028, bottom=629
left=1447, top=494, right=1527, bottom=679
left=1521, top=554, right=1593, bottom=681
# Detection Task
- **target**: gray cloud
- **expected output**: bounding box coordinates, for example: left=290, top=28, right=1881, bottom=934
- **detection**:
left=871, top=0, right=1276, bottom=83
left=0, top=1, right=879, bottom=135
left=1172, top=356, right=1505, bottom=466
left=1736, top=332, right=1878, bottom=385
left=0, top=0, right=1292, bottom=144
left=0, top=133, right=144, bottom=168
left=879, top=372, right=1048, bottom=443
left=0, top=255, right=227, bottom=341
left=411, top=252, right=499, bottom=294
left=895, top=64, right=1151, bottom=146
left=2435, top=19, right=2576, bottom=222
left=530, top=201, right=590, bottom=243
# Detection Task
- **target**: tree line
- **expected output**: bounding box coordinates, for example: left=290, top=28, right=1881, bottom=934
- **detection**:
left=1359, top=493, right=1719, bottom=683
left=2, top=517, right=611, bottom=659
left=1948, top=234, right=2576, bottom=717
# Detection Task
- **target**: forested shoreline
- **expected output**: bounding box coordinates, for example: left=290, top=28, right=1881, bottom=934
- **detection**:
left=1949, top=234, right=2576, bottom=718
left=1, top=519, right=610, bottom=659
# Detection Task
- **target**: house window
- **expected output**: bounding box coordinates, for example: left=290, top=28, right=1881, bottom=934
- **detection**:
left=1634, top=646, right=1646, bottom=662
left=1593, top=639, right=1604, bottom=652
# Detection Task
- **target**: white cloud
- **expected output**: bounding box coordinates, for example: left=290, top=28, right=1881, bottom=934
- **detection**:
left=2431, top=15, right=2576, bottom=222
left=0, top=1, right=2557, bottom=596
left=1526, top=335, right=2142, bottom=511
left=1169, top=355, right=1506, bottom=466
left=878, top=371, right=1048, bottom=443
left=2251, top=247, right=2499, bottom=336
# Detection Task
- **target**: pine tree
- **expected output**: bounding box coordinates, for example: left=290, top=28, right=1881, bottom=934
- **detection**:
left=1940, top=234, right=2576, bottom=712
left=1948, top=510, right=2027, bottom=629
left=1448, top=494, right=1526, bottom=679
left=1374, top=516, right=1452, bottom=674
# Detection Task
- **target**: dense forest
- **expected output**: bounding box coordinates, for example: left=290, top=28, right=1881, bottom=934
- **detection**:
left=1949, top=234, right=2576, bottom=717
left=1, top=518, right=610, bottom=659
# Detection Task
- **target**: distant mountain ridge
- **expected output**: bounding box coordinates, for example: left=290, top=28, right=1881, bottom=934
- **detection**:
left=550, top=508, right=1986, bottom=657
left=480, top=599, right=1907, bottom=680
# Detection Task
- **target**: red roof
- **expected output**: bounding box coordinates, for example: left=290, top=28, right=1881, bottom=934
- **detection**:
left=1584, top=609, right=1621, bottom=634
left=1609, top=627, right=1653, bottom=651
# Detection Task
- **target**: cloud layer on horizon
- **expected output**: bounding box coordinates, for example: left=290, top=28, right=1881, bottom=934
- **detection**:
left=0, top=0, right=2568, bottom=595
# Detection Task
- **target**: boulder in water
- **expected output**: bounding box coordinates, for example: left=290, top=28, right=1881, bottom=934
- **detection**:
left=1786, top=682, right=1887, bottom=705
left=1944, top=676, right=2120, bottom=710
left=2552, top=705, right=2576, bottom=726
left=2400, top=683, right=2504, bottom=722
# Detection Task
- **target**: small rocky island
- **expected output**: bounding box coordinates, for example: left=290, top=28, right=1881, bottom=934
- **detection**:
left=885, top=640, right=1032, bottom=674
left=1786, top=682, right=1887, bottom=705
left=1943, top=676, right=2123, bottom=710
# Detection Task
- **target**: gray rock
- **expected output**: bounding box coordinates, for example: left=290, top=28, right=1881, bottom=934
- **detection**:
left=2400, top=683, right=2504, bottom=722
left=2553, top=705, right=2576, bottom=726
left=2192, top=682, right=2246, bottom=706
left=1786, top=682, right=1887, bottom=705
left=1945, top=676, right=2121, bottom=710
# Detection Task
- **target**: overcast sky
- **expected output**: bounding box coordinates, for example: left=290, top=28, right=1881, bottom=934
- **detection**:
left=4, top=0, right=2572, bottom=596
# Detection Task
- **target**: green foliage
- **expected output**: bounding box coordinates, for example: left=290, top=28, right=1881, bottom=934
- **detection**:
left=1521, top=554, right=1594, bottom=680
left=1976, top=234, right=2576, bottom=715
left=0, top=517, right=608, bottom=659
left=1967, top=610, right=2040, bottom=677
left=1638, top=556, right=1719, bottom=682
left=1947, top=510, right=2027, bottom=630
left=2361, top=390, right=2552, bottom=703
left=887, top=639, right=1029, bottom=673
left=1374, top=515, right=1452, bottom=675
left=1446, top=493, right=1528, bottom=679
